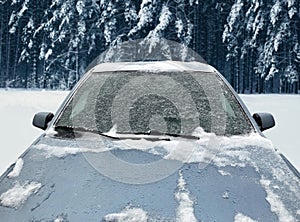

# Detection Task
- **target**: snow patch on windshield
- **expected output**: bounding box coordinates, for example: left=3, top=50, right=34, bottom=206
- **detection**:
left=0, top=181, right=42, bottom=208
left=105, top=124, right=118, bottom=137
left=260, top=179, right=295, bottom=222
left=103, top=207, right=148, bottom=222
left=175, top=171, right=197, bottom=222
left=93, top=61, right=214, bottom=73
left=7, top=158, right=24, bottom=178
left=234, top=213, right=257, bottom=222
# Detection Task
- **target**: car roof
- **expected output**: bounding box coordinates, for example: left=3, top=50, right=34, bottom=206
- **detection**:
left=93, top=61, right=215, bottom=73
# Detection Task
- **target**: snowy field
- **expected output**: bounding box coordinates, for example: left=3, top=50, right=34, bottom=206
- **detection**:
left=0, top=90, right=69, bottom=176
left=240, top=94, right=300, bottom=172
left=0, top=90, right=299, bottom=176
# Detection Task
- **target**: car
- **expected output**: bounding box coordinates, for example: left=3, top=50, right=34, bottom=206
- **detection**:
left=0, top=60, right=299, bottom=221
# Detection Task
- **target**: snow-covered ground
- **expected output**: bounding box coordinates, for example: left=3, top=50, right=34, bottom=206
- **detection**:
left=240, top=94, right=300, bottom=172
left=0, top=90, right=68, bottom=176
left=0, top=90, right=299, bottom=176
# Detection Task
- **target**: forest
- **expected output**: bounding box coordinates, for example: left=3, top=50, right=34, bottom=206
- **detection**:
left=0, top=0, right=299, bottom=93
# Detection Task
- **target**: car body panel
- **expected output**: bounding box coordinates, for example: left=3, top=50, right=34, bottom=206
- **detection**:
left=0, top=133, right=299, bottom=221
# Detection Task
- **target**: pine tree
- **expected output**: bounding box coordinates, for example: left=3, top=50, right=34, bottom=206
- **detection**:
left=2, top=0, right=298, bottom=92
left=223, top=0, right=300, bottom=93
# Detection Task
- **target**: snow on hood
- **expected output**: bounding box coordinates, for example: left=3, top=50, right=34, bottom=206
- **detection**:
left=54, top=216, right=64, bottom=222
left=260, top=179, right=295, bottom=222
left=103, top=207, right=148, bottom=222
left=175, top=171, right=197, bottom=222
left=0, top=181, right=42, bottom=209
left=36, top=129, right=273, bottom=162
left=33, top=143, right=107, bottom=158
left=234, top=213, right=257, bottom=222
left=7, top=158, right=24, bottom=178
left=30, top=130, right=300, bottom=221
left=102, top=170, right=196, bottom=222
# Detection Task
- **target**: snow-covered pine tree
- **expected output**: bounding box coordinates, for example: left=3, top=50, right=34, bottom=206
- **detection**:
left=223, top=0, right=300, bottom=93
left=39, top=0, right=92, bottom=89
left=5, top=0, right=298, bottom=93
left=0, top=0, right=21, bottom=87
left=125, top=0, right=201, bottom=61
left=222, top=0, right=245, bottom=92
left=8, top=0, right=50, bottom=88
left=0, top=1, right=5, bottom=87
left=267, top=0, right=299, bottom=93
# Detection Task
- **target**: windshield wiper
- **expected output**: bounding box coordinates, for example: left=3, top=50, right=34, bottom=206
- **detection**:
left=116, top=130, right=200, bottom=140
left=69, top=128, right=171, bottom=141
left=149, top=130, right=199, bottom=140
left=53, top=127, right=199, bottom=141
left=53, top=126, right=121, bottom=140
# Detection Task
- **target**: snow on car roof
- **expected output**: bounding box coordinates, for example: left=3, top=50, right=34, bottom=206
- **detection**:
left=93, top=61, right=215, bottom=73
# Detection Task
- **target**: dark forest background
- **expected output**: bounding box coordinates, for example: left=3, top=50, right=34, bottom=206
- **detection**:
left=0, top=0, right=299, bottom=93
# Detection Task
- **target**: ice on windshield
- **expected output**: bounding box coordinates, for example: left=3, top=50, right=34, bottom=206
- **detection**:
left=56, top=70, right=253, bottom=136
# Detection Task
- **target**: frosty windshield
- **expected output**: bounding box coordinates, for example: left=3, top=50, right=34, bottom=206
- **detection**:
left=55, top=71, right=253, bottom=136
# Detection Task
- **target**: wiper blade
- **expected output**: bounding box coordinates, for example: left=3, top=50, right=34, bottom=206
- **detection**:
left=73, top=128, right=172, bottom=141
left=53, top=127, right=198, bottom=141
left=54, top=126, right=121, bottom=140
left=149, top=130, right=200, bottom=140
left=116, top=130, right=199, bottom=140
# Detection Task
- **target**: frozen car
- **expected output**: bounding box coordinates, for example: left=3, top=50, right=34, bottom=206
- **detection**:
left=0, top=61, right=299, bottom=221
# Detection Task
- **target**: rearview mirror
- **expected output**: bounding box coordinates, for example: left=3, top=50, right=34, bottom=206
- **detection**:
left=252, top=113, right=275, bottom=132
left=32, top=112, right=54, bottom=130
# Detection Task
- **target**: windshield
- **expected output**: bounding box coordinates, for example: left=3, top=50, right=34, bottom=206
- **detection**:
left=55, top=70, right=253, bottom=136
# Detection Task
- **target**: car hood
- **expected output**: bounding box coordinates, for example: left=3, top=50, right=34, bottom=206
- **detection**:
left=0, top=132, right=299, bottom=222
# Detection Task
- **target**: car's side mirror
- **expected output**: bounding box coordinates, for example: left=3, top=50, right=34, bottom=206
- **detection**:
left=32, top=112, right=54, bottom=130
left=252, top=113, right=275, bottom=132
